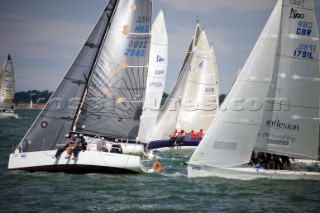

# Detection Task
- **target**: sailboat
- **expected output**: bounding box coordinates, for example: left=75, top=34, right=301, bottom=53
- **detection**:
left=146, top=24, right=219, bottom=151
left=188, top=0, right=320, bottom=180
left=0, top=54, right=18, bottom=119
left=8, top=0, right=167, bottom=173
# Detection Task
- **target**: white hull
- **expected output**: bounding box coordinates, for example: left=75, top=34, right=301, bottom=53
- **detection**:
left=84, top=137, right=145, bottom=156
left=8, top=150, right=143, bottom=173
left=188, top=163, right=320, bottom=180
left=0, top=110, right=18, bottom=118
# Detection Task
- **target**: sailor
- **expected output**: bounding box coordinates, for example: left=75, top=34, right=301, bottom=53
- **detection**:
left=54, top=134, right=70, bottom=158
left=190, top=130, right=196, bottom=140
left=197, top=129, right=204, bottom=141
left=176, top=129, right=185, bottom=146
left=169, top=129, right=179, bottom=147
left=65, top=134, right=77, bottom=158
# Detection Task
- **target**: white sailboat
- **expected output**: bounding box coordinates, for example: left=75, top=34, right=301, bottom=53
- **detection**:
left=8, top=0, right=167, bottom=173
left=0, top=54, right=18, bottom=119
left=188, top=0, right=320, bottom=180
left=147, top=24, right=219, bottom=151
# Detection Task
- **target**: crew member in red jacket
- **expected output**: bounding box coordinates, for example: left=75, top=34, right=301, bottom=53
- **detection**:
left=190, top=130, right=196, bottom=140
left=197, top=129, right=204, bottom=141
left=169, top=129, right=179, bottom=147
left=177, top=130, right=186, bottom=145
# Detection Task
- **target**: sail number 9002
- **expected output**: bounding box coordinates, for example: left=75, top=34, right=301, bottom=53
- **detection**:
left=124, top=41, right=148, bottom=57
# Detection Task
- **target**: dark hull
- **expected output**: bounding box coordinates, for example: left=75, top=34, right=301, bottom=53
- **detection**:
left=9, top=164, right=137, bottom=174
left=145, top=140, right=200, bottom=150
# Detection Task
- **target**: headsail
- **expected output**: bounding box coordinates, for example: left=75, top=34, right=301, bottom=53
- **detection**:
left=0, top=54, right=15, bottom=110
left=137, top=10, right=168, bottom=143
left=18, top=0, right=120, bottom=152
left=75, top=0, right=152, bottom=140
left=189, top=0, right=283, bottom=167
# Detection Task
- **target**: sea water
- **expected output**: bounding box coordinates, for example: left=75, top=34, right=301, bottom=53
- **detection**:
left=0, top=109, right=320, bottom=212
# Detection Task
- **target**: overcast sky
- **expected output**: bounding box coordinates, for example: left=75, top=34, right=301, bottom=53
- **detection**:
left=0, top=0, right=319, bottom=94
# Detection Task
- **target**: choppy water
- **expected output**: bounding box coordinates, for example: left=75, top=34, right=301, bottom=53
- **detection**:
left=1, top=109, right=320, bottom=213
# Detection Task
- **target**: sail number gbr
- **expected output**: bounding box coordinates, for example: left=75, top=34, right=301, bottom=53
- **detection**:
left=293, top=43, right=316, bottom=59
left=124, top=40, right=148, bottom=57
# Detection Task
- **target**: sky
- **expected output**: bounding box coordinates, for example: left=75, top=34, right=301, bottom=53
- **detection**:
left=0, top=0, right=319, bottom=94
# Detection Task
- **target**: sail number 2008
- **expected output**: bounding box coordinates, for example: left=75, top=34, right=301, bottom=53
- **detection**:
left=124, top=40, right=148, bottom=57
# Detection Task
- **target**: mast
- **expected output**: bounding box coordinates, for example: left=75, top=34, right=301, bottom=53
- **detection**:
left=74, top=0, right=153, bottom=140
left=71, top=0, right=119, bottom=132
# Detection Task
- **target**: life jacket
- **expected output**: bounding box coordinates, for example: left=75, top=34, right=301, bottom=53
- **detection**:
left=197, top=131, right=203, bottom=140
left=172, top=131, right=178, bottom=137
left=190, top=131, right=196, bottom=140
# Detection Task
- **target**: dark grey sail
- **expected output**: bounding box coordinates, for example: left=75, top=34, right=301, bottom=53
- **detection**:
left=18, top=0, right=119, bottom=152
left=75, top=0, right=152, bottom=140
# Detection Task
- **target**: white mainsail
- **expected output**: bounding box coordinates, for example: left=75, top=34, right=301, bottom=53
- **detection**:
left=188, top=0, right=320, bottom=180
left=149, top=25, right=219, bottom=141
left=176, top=31, right=219, bottom=132
left=137, top=10, right=168, bottom=143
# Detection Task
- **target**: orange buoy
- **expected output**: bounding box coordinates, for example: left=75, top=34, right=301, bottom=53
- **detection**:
left=153, top=161, right=162, bottom=173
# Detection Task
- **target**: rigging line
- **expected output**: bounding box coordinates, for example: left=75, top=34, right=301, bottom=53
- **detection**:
left=125, top=66, right=140, bottom=102
left=277, top=53, right=320, bottom=62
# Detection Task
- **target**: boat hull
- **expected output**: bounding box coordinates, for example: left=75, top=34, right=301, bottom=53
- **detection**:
left=146, top=140, right=200, bottom=152
left=0, top=110, right=18, bottom=118
left=187, top=163, right=320, bottom=180
left=8, top=150, right=143, bottom=174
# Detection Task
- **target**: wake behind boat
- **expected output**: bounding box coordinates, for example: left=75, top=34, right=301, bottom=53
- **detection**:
left=0, top=54, right=18, bottom=119
left=188, top=0, right=320, bottom=180
left=8, top=0, right=167, bottom=174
